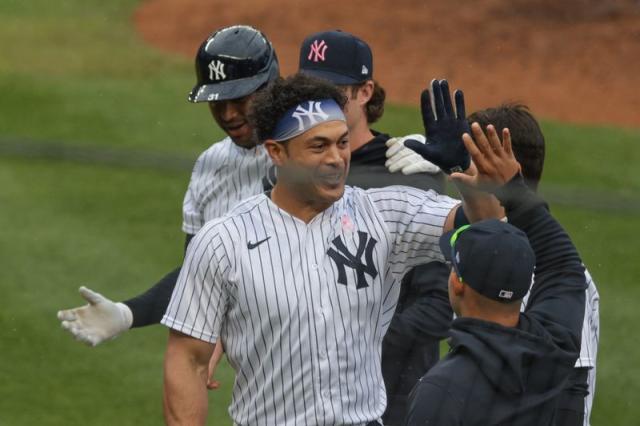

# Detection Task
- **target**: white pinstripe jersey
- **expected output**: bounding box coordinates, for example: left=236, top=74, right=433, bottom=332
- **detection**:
left=182, top=137, right=272, bottom=235
left=581, top=269, right=599, bottom=426
left=522, top=268, right=599, bottom=426
left=162, top=185, right=458, bottom=426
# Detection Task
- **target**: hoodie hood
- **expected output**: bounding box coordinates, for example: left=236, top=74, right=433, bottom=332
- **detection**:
left=449, top=316, right=577, bottom=396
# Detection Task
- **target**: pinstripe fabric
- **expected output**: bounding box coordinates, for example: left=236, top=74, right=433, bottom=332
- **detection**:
left=581, top=269, right=599, bottom=426
left=522, top=268, right=599, bottom=425
left=182, top=137, right=272, bottom=235
left=162, top=185, right=458, bottom=426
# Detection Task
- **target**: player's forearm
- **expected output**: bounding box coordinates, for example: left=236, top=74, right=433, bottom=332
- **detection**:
left=458, top=188, right=503, bottom=224
left=163, top=366, right=209, bottom=426
left=123, top=266, right=181, bottom=328
left=163, top=332, right=211, bottom=426
left=497, top=175, right=582, bottom=278
left=497, top=175, right=586, bottom=349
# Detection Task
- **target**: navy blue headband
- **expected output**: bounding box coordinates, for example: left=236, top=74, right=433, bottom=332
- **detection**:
left=270, top=98, right=346, bottom=142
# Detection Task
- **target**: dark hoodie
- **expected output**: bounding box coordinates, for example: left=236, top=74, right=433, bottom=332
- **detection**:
left=405, top=175, right=587, bottom=425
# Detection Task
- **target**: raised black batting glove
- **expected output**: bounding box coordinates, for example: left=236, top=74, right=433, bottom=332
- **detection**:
left=404, top=79, right=471, bottom=174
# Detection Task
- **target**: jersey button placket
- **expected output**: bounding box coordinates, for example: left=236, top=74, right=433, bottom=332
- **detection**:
left=309, top=221, right=333, bottom=417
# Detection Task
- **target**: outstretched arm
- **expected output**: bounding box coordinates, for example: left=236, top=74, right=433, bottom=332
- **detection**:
left=123, top=267, right=181, bottom=328
left=57, top=286, right=133, bottom=347
left=57, top=267, right=180, bottom=346
left=57, top=234, right=195, bottom=346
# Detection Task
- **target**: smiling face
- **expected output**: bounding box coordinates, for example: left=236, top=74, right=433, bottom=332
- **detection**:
left=209, top=94, right=255, bottom=148
left=266, top=120, right=350, bottom=207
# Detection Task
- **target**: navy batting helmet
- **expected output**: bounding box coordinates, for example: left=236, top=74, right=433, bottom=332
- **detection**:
left=188, top=25, right=279, bottom=103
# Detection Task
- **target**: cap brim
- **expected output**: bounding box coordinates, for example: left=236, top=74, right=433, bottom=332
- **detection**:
left=188, top=73, right=270, bottom=103
left=300, top=68, right=366, bottom=85
left=439, top=230, right=456, bottom=262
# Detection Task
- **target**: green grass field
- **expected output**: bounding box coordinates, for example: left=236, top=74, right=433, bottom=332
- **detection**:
left=1, top=1, right=639, bottom=425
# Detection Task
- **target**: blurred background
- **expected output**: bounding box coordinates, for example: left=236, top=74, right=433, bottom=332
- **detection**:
left=1, top=0, right=639, bottom=424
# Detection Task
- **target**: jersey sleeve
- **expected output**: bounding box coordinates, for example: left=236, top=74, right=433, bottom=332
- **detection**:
left=161, top=222, right=232, bottom=343
left=367, top=186, right=459, bottom=277
left=182, top=151, right=207, bottom=235
left=576, top=269, right=600, bottom=368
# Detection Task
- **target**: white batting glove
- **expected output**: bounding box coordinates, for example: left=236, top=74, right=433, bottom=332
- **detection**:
left=57, top=286, right=133, bottom=347
left=385, top=134, right=441, bottom=175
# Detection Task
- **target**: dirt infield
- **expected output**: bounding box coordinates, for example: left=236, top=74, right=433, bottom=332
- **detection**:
left=134, top=0, right=640, bottom=128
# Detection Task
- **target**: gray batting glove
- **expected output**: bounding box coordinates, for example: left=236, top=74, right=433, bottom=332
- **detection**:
left=385, top=135, right=441, bottom=175
left=57, top=286, right=133, bottom=347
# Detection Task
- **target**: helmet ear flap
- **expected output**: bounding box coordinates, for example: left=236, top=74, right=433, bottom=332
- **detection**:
left=188, top=25, right=280, bottom=103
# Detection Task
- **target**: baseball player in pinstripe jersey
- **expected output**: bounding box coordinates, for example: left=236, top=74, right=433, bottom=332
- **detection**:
left=298, top=30, right=451, bottom=424
left=56, top=28, right=447, bottom=408
left=162, top=74, right=485, bottom=425
left=57, top=25, right=280, bottom=343
left=56, top=28, right=443, bottom=357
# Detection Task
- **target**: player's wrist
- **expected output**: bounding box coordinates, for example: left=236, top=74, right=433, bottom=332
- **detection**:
left=116, top=302, right=134, bottom=330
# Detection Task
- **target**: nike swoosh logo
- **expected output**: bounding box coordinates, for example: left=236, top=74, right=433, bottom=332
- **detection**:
left=247, top=236, right=271, bottom=250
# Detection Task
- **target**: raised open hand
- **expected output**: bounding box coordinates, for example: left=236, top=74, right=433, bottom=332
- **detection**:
left=451, top=122, right=521, bottom=191
left=404, top=79, right=471, bottom=174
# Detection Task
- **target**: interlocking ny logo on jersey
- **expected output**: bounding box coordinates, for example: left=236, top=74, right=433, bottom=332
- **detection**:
left=308, top=39, right=328, bottom=62
left=292, top=101, right=329, bottom=131
left=208, top=60, right=226, bottom=81
left=327, top=231, right=378, bottom=289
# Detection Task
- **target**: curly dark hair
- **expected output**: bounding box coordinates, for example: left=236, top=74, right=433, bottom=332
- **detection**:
left=249, top=73, right=347, bottom=143
left=468, top=103, right=545, bottom=191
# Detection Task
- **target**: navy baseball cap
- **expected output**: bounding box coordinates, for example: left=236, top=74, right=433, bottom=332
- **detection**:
left=440, top=219, right=535, bottom=303
left=299, top=30, right=373, bottom=85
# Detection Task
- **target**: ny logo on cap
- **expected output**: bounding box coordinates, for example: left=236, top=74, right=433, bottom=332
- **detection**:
left=327, top=231, right=378, bottom=289
left=208, top=60, right=226, bottom=81
left=308, top=40, right=327, bottom=62
left=292, top=101, right=329, bottom=130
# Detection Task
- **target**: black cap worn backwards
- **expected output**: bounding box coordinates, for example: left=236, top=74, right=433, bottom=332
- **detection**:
left=299, top=30, right=373, bottom=85
left=440, top=219, right=536, bottom=303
